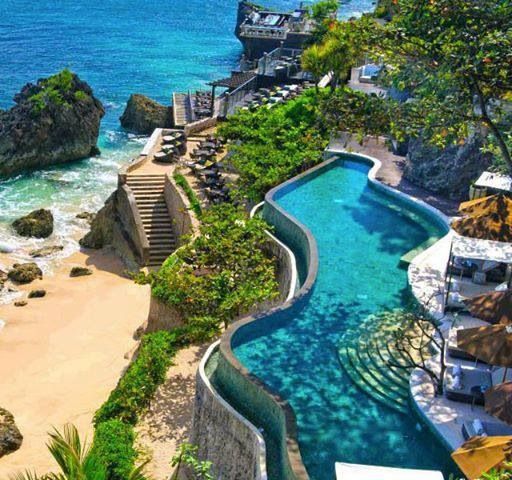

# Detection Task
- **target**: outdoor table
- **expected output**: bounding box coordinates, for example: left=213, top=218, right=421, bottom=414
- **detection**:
left=470, top=385, right=488, bottom=410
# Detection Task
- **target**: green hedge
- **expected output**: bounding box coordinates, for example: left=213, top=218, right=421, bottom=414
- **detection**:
left=92, top=329, right=192, bottom=478
left=173, top=172, right=202, bottom=217
left=94, top=330, right=185, bottom=426
left=92, top=419, right=137, bottom=480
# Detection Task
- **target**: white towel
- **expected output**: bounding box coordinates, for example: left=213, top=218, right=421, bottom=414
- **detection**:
left=473, top=419, right=486, bottom=436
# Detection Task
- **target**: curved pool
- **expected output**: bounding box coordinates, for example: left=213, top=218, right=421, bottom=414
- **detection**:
left=232, top=156, right=455, bottom=479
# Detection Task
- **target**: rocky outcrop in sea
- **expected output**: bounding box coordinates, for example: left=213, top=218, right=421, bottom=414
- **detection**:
left=0, top=69, right=105, bottom=178
left=404, top=133, right=492, bottom=199
left=12, top=209, right=54, bottom=238
left=120, top=94, right=172, bottom=134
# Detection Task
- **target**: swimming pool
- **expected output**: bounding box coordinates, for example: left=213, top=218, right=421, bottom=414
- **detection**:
left=231, top=156, right=456, bottom=479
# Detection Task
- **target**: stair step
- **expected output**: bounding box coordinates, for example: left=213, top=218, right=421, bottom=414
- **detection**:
left=138, top=206, right=168, bottom=212
left=146, top=232, right=176, bottom=239
left=143, top=221, right=172, bottom=226
left=340, top=343, right=409, bottom=413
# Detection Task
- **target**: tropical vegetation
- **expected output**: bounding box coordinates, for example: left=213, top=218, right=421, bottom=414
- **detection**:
left=149, top=203, right=279, bottom=329
left=10, top=424, right=146, bottom=480
left=301, top=0, right=512, bottom=172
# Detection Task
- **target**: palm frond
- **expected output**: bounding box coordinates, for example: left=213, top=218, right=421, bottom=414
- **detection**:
left=9, top=471, right=41, bottom=480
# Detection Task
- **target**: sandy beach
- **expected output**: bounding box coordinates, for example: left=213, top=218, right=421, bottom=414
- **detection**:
left=0, top=248, right=150, bottom=477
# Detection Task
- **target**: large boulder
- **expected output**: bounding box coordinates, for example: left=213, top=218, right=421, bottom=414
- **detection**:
left=0, top=408, right=23, bottom=458
left=404, top=133, right=492, bottom=200
left=120, top=94, right=172, bottom=134
left=0, top=69, right=105, bottom=178
left=7, top=263, right=43, bottom=284
left=12, top=209, right=54, bottom=238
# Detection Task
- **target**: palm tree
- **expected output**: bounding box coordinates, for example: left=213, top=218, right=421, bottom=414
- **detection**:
left=10, top=424, right=148, bottom=480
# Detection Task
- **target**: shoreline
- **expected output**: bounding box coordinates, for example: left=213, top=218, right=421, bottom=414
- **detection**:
left=0, top=247, right=149, bottom=476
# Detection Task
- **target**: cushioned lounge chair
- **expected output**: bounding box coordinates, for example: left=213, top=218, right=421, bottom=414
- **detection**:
left=462, top=420, right=512, bottom=440
left=445, top=366, right=512, bottom=404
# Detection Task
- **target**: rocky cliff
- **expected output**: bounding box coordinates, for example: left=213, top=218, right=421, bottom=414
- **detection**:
left=0, top=69, right=104, bottom=178
left=404, top=133, right=492, bottom=200
left=120, top=94, right=172, bottom=134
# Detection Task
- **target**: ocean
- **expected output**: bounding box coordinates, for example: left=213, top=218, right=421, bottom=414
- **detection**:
left=0, top=0, right=374, bottom=282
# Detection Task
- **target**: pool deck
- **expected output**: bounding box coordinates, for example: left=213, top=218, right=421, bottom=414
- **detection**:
left=408, top=229, right=507, bottom=453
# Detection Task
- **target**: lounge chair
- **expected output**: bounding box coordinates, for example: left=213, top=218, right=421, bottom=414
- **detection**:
left=445, top=366, right=512, bottom=404
left=462, top=419, right=512, bottom=439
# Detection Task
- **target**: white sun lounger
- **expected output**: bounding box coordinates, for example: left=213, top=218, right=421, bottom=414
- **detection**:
left=335, top=463, right=444, bottom=480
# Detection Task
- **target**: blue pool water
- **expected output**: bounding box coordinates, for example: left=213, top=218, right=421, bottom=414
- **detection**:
left=0, top=0, right=374, bottom=274
left=233, top=159, right=456, bottom=479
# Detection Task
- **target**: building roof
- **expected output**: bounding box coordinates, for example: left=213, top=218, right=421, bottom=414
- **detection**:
left=209, top=71, right=257, bottom=90
left=475, top=171, right=512, bottom=193
left=451, top=234, right=512, bottom=264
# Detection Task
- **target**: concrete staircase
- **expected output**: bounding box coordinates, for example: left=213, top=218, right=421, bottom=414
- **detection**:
left=172, top=92, right=193, bottom=127
left=125, top=174, right=176, bottom=267
left=338, top=312, right=430, bottom=414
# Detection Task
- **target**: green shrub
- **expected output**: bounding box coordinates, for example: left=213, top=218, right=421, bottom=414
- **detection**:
left=92, top=419, right=137, bottom=480
left=173, top=173, right=202, bottom=217
left=28, top=68, right=78, bottom=113
left=74, top=90, right=89, bottom=101
left=151, top=204, right=278, bottom=329
left=218, top=89, right=329, bottom=201
left=94, top=330, right=183, bottom=425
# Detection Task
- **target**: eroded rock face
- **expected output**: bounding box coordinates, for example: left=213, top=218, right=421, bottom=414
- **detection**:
left=79, top=192, right=116, bottom=249
left=7, top=263, right=43, bottom=284
left=0, top=70, right=105, bottom=178
left=404, top=133, right=492, bottom=200
left=0, top=408, right=23, bottom=458
left=12, top=209, right=54, bottom=238
left=120, top=94, right=172, bottom=134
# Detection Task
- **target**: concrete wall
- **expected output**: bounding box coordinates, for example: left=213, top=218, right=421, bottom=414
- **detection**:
left=191, top=342, right=267, bottom=480
left=184, top=117, right=217, bottom=136
left=146, top=296, right=185, bottom=333
left=163, top=173, right=199, bottom=246
left=116, top=184, right=150, bottom=265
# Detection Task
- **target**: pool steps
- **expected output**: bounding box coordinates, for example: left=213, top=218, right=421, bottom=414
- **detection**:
left=400, top=237, right=439, bottom=266
left=339, top=313, right=433, bottom=414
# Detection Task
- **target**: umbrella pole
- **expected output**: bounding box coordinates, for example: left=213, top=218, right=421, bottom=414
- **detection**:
left=503, top=367, right=508, bottom=383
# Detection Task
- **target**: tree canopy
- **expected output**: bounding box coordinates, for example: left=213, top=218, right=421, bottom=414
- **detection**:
left=373, top=0, right=512, bottom=170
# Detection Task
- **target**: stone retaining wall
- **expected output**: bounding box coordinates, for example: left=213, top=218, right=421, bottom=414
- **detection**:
left=163, top=173, right=199, bottom=246
left=191, top=342, right=267, bottom=480
left=116, top=184, right=150, bottom=265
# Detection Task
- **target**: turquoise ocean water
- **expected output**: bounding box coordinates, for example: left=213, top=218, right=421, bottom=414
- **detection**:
left=0, top=0, right=374, bottom=282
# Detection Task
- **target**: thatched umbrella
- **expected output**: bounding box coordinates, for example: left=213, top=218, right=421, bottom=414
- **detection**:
left=453, top=194, right=512, bottom=242
left=457, top=325, right=512, bottom=382
left=485, top=381, right=512, bottom=425
left=463, top=290, right=512, bottom=325
left=451, top=436, right=512, bottom=479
